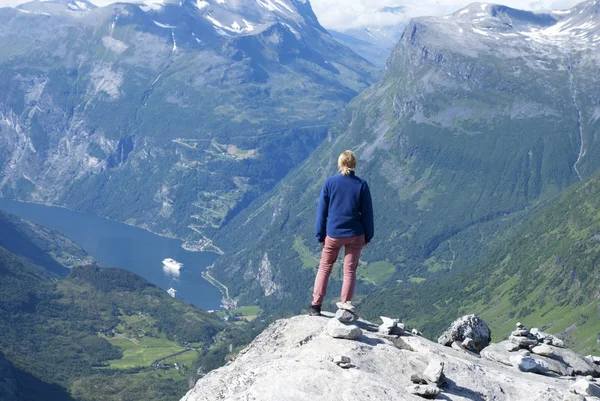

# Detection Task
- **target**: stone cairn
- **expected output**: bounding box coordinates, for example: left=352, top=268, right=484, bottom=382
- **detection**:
left=506, top=322, right=564, bottom=352
left=487, top=322, right=600, bottom=398
left=326, top=304, right=362, bottom=341
left=408, top=359, right=445, bottom=399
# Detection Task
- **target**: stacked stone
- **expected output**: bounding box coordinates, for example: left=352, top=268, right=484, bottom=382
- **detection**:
left=506, top=322, right=538, bottom=351
left=407, top=359, right=445, bottom=399
left=531, top=327, right=565, bottom=348
left=326, top=305, right=362, bottom=340
left=378, top=316, right=403, bottom=335
left=332, top=355, right=353, bottom=369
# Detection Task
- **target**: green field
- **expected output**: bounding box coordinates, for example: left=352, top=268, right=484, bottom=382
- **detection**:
left=293, top=236, right=319, bottom=270
left=231, top=305, right=262, bottom=322
left=358, top=261, right=396, bottom=285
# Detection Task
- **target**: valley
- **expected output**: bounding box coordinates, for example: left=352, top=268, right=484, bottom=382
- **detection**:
left=1, top=0, right=600, bottom=400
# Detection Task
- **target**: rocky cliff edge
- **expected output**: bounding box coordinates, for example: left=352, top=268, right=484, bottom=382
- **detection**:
left=182, top=313, right=600, bottom=401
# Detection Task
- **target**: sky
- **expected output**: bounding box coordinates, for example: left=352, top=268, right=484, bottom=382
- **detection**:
left=0, top=0, right=586, bottom=30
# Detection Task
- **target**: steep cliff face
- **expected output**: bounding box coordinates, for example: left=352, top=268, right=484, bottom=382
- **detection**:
left=211, top=0, right=600, bottom=311
left=0, top=0, right=377, bottom=242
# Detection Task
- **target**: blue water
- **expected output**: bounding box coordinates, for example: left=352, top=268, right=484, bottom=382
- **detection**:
left=0, top=200, right=222, bottom=311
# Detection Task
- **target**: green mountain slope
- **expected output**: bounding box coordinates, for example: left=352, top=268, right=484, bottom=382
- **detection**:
left=0, top=0, right=377, bottom=247
left=361, top=168, right=600, bottom=353
left=210, top=1, right=600, bottom=313
left=0, top=211, right=263, bottom=401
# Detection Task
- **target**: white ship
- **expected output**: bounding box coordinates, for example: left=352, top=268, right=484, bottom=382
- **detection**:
left=162, top=258, right=183, bottom=276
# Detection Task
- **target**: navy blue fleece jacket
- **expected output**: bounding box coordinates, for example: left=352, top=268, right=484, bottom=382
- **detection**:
left=315, top=171, right=374, bottom=244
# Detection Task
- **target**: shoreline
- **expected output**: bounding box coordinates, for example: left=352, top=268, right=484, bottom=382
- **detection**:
left=0, top=198, right=224, bottom=256
left=201, top=265, right=237, bottom=310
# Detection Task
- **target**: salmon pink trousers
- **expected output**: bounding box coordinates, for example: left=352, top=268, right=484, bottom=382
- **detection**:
left=312, top=234, right=366, bottom=306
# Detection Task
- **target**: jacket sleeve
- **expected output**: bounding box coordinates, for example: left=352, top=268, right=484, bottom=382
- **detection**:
left=360, top=182, right=374, bottom=243
left=315, top=180, right=329, bottom=243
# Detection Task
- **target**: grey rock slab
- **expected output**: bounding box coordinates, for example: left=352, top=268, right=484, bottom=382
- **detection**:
left=484, top=342, right=572, bottom=376
left=380, top=316, right=399, bottom=327
left=548, top=347, right=600, bottom=376
left=510, top=354, right=548, bottom=374
left=326, top=318, right=362, bottom=340
left=505, top=342, right=521, bottom=352
left=405, top=384, right=441, bottom=399
left=422, top=359, right=445, bottom=384
left=181, top=315, right=581, bottom=401
left=512, top=329, right=530, bottom=337
left=509, top=335, right=539, bottom=348
left=438, top=314, right=491, bottom=351
left=571, top=378, right=600, bottom=397
left=532, top=344, right=556, bottom=357
left=333, top=355, right=351, bottom=365
left=335, top=309, right=356, bottom=323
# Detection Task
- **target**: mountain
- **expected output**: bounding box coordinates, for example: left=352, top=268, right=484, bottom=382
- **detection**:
left=0, top=209, right=96, bottom=276
left=362, top=168, right=600, bottom=354
left=209, top=0, right=600, bottom=314
left=0, top=0, right=377, bottom=248
left=181, top=313, right=596, bottom=401
left=0, top=211, right=263, bottom=401
left=330, top=6, right=405, bottom=68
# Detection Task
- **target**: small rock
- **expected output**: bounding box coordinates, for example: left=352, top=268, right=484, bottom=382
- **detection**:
left=516, top=322, right=525, bottom=329
left=509, top=354, right=548, bottom=374
left=422, top=359, right=445, bottom=384
left=406, top=384, right=441, bottom=399
left=335, top=309, right=356, bottom=323
left=410, top=374, right=428, bottom=385
left=531, top=344, right=555, bottom=357
left=505, top=342, right=520, bottom=352
left=338, top=362, right=353, bottom=369
left=451, top=341, right=481, bottom=358
left=332, top=355, right=351, bottom=365
left=509, top=335, right=538, bottom=348
left=512, top=329, right=530, bottom=337
left=438, top=314, right=491, bottom=351
left=462, top=337, right=476, bottom=351
left=380, top=316, right=399, bottom=327
left=586, top=375, right=595, bottom=382
left=586, top=355, right=600, bottom=365
left=336, top=301, right=356, bottom=314
left=571, top=378, right=600, bottom=397
left=412, top=328, right=423, bottom=336
left=397, top=322, right=406, bottom=330
left=326, top=318, right=362, bottom=340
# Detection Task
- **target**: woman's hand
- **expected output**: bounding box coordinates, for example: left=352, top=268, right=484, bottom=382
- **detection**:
left=319, top=242, right=325, bottom=247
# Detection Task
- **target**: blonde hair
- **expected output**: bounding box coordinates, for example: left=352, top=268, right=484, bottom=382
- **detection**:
left=338, top=150, right=356, bottom=176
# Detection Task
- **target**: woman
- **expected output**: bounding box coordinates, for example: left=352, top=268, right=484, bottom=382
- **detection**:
left=309, top=150, right=374, bottom=316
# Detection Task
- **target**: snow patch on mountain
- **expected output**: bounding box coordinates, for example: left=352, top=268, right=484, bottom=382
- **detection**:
left=153, top=20, right=176, bottom=28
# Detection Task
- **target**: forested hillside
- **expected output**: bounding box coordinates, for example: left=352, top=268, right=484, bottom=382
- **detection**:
left=361, top=168, right=600, bottom=353
left=0, top=211, right=262, bottom=401
left=211, top=1, right=600, bottom=314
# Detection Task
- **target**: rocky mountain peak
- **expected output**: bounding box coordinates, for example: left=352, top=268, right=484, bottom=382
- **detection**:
left=182, top=313, right=600, bottom=400
left=397, top=0, right=600, bottom=63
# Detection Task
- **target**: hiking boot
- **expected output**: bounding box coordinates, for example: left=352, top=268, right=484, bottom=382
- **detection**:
left=307, top=305, right=322, bottom=316
left=336, top=301, right=356, bottom=314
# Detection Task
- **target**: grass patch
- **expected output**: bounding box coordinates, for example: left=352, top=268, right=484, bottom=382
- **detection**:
left=358, top=261, right=395, bottom=285
left=293, top=235, right=319, bottom=270
left=231, top=305, right=262, bottom=321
